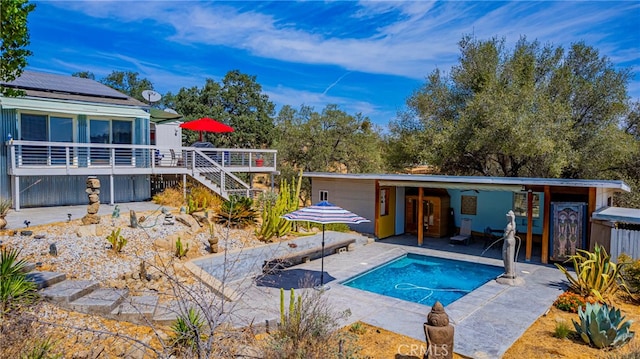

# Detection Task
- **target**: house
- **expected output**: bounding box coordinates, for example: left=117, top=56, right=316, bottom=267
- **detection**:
left=0, top=71, right=276, bottom=209
left=304, top=172, right=631, bottom=264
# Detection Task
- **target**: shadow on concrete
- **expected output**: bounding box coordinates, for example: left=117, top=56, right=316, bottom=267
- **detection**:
left=255, top=269, right=336, bottom=289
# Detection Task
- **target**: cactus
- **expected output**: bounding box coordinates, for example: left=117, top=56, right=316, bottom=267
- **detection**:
left=279, top=287, right=302, bottom=332
left=572, top=302, right=635, bottom=349
left=256, top=170, right=302, bottom=242
left=175, top=237, right=189, bottom=258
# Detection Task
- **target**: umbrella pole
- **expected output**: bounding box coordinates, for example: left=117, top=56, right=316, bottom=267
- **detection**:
left=320, top=224, right=325, bottom=287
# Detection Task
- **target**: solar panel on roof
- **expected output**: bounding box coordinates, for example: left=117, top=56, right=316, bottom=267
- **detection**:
left=1, top=71, right=129, bottom=99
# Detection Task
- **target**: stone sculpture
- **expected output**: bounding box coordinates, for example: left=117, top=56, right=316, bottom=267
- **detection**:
left=81, top=177, right=100, bottom=225
left=423, top=301, right=454, bottom=359
left=496, top=210, right=525, bottom=286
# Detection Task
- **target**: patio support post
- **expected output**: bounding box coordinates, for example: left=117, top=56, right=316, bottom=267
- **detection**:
left=374, top=180, right=380, bottom=237
left=526, top=190, right=533, bottom=261
left=109, top=175, right=115, bottom=205
left=418, top=187, right=424, bottom=246
left=13, top=175, right=20, bottom=211
left=588, top=187, right=596, bottom=250
left=542, top=185, right=551, bottom=264
left=182, top=174, right=187, bottom=200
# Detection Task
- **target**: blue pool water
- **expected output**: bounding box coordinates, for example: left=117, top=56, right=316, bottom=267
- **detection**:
left=342, top=253, right=504, bottom=306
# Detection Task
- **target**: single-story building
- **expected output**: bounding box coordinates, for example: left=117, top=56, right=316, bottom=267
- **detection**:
left=305, top=172, right=631, bottom=264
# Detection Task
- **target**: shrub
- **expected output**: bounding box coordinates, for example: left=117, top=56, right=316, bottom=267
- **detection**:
left=106, top=228, right=127, bottom=253
left=618, top=254, right=640, bottom=295
left=349, top=322, right=367, bottom=335
left=0, top=248, right=38, bottom=314
left=554, top=291, right=598, bottom=313
left=554, top=320, right=572, bottom=339
left=573, top=302, right=635, bottom=349
left=263, top=286, right=355, bottom=358
left=20, top=337, right=62, bottom=359
left=215, top=195, right=257, bottom=229
left=555, top=245, right=627, bottom=302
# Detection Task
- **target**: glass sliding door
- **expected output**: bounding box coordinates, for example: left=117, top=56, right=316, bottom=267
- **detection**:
left=20, top=114, right=47, bottom=165
left=49, top=117, right=73, bottom=165
left=112, top=120, right=133, bottom=165
left=89, top=119, right=110, bottom=165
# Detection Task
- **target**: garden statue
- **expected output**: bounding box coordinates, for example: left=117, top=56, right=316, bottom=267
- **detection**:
left=423, top=301, right=454, bottom=359
left=81, top=176, right=101, bottom=225
left=496, top=210, right=525, bottom=286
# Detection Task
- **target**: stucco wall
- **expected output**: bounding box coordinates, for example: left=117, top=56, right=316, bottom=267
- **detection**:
left=311, top=178, right=375, bottom=234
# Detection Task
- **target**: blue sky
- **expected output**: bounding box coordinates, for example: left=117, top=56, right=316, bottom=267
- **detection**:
left=26, top=1, right=640, bottom=128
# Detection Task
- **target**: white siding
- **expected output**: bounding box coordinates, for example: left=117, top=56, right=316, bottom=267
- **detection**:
left=596, top=188, right=615, bottom=209
left=611, top=228, right=640, bottom=261
left=312, top=178, right=376, bottom=234
left=155, top=122, right=182, bottom=147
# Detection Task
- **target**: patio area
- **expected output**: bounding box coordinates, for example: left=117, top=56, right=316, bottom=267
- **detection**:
left=192, top=232, right=566, bottom=359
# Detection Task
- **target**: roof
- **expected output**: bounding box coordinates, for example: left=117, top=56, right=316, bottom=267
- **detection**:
left=0, top=71, right=147, bottom=107
left=150, top=108, right=183, bottom=124
left=304, top=172, right=631, bottom=192
left=592, top=207, right=640, bottom=225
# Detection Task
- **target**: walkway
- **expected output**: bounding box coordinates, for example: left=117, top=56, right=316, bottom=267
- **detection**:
left=192, top=233, right=566, bottom=359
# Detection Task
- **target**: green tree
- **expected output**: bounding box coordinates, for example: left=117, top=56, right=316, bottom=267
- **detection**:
left=389, top=36, right=635, bottom=182
left=0, top=0, right=36, bottom=96
left=163, top=70, right=275, bottom=149
left=275, top=104, right=384, bottom=198
left=100, top=70, right=154, bottom=103
left=71, top=71, right=95, bottom=80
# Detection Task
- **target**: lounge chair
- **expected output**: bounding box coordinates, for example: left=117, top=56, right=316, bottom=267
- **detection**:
left=450, top=218, right=472, bottom=245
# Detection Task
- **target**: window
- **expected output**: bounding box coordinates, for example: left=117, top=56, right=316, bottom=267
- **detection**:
left=380, top=188, right=389, bottom=216
left=513, top=192, right=540, bottom=218
left=89, top=119, right=134, bottom=165
left=20, top=114, right=73, bottom=165
left=319, top=190, right=328, bottom=202
left=461, top=195, right=477, bottom=215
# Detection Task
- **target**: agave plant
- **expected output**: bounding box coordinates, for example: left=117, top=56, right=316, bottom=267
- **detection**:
left=555, top=245, right=628, bottom=302
left=170, top=307, right=206, bottom=353
left=573, top=302, right=635, bottom=349
left=215, top=195, right=257, bottom=229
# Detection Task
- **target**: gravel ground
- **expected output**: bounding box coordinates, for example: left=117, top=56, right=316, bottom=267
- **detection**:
left=1, top=209, right=264, bottom=283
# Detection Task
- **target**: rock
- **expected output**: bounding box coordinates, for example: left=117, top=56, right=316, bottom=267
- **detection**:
left=174, top=214, right=200, bottom=230
left=87, top=202, right=100, bottom=214
left=86, top=178, right=101, bottom=189
left=77, top=224, right=98, bottom=236
left=81, top=213, right=100, bottom=225
left=88, top=193, right=99, bottom=203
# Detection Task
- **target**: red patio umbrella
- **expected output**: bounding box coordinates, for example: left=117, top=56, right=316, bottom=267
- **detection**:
left=179, top=117, right=234, bottom=141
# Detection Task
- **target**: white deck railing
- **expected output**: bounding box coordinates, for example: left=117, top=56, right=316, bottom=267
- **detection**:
left=6, top=140, right=277, bottom=176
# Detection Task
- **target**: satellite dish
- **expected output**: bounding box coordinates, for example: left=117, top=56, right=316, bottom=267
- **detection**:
left=142, top=89, right=161, bottom=103
left=164, top=108, right=178, bottom=114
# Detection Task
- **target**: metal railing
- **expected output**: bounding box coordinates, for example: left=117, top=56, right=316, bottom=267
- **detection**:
left=6, top=141, right=277, bottom=175
left=6, top=140, right=277, bottom=199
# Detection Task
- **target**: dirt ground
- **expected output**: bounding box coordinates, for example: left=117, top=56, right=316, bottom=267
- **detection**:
left=348, top=294, right=639, bottom=359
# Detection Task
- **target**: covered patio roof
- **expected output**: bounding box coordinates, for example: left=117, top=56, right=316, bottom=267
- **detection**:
left=592, top=207, right=640, bottom=225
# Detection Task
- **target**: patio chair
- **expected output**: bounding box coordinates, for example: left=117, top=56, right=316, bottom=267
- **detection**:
left=169, top=149, right=183, bottom=166
left=450, top=218, right=472, bottom=245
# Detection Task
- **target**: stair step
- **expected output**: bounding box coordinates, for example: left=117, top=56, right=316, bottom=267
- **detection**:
left=111, top=295, right=159, bottom=324
left=69, top=288, right=129, bottom=315
left=41, top=279, right=100, bottom=304
left=26, top=271, right=67, bottom=289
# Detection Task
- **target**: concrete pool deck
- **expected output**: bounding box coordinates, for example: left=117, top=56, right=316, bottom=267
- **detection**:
left=192, top=232, right=567, bottom=359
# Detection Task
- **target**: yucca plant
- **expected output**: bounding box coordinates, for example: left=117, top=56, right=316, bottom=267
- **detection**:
left=555, top=245, right=628, bottom=302
left=1, top=248, right=38, bottom=314
left=215, top=195, right=257, bottom=228
left=573, top=302, right=635, bottom=349
left=170, top=307, right=206, bottom=353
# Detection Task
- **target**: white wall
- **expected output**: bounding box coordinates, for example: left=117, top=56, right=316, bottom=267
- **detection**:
left=155, top=122, right=182, bottom=147
left=311, top=178, right=376, bottom=234
left=595, top=188, right=615, bottom=209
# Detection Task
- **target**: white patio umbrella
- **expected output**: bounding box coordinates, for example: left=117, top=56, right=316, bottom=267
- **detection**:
left=282, top=200, right=370, bottom=288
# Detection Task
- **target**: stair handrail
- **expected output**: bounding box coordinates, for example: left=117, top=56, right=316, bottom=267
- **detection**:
left=189, top=148, right=252, bottom=197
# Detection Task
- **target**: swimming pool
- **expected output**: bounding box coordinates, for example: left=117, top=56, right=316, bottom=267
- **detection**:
left=342, top=253, right=504, bottom=306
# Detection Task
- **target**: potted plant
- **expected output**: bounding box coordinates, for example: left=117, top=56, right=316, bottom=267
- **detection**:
left=0, top=198, right=11, bottom=229
left=255, top=154, right=264, bottom=167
